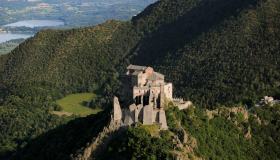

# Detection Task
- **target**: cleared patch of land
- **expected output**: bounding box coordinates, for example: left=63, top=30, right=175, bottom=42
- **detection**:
left=56, top=93, right=101, bottom=117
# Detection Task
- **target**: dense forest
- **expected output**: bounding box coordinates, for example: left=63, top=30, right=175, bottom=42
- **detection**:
left=166, top=104, right=280, bottom=160
left=130, top=0, right=280, bottom=107
left=11, top=104, right=280, bottom=160
left=0, top=0, right=280, bottom=159
left=2, top=0, right=280, bottom=107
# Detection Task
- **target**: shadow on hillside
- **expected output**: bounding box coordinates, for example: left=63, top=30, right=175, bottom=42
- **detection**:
left=12, top=110, right=111, bottom=160
left=131, top=0, right=258, bottom=65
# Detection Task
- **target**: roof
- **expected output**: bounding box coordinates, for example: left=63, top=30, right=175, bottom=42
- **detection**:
left=147, top=72, right=164, bottom=81
left=127, top=64, right=147, bottom=71
left=132, top=70, right=142, bottom=76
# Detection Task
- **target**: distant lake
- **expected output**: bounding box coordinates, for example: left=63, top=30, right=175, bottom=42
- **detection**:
left=0, top=33, right=33, bottom=43
left=4, top=20, right=65, bottom=28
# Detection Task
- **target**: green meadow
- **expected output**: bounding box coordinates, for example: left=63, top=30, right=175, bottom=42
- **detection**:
left=56, top=93, right=102, bottom=117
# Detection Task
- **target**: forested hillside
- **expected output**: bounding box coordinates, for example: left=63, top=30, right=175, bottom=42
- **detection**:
left=0, top=55, right=7, bottom=75
left=130, top=0, right=280, bottom=107
left=0, top=21, right=139, bottom=157
left=1, top=0, right=280, bottom=107
left=3, top=21, right=139, bottom=97
left=1, top=0, right=280, bottom=159
left=13, top=104, right=280, bottom=160
left=12, top=111, right=110, bottom=160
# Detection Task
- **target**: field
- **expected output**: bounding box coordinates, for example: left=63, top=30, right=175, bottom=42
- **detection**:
left=56, top=93, right=102, bottom=117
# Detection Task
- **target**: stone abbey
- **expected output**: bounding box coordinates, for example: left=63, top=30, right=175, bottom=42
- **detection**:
left=113, top=65, right=192, bottom=130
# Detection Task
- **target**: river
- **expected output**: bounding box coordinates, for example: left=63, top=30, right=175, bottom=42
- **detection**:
left=0, top=33, right=33, bottom=43
left=3, top=20, right=65, bottom=28
left=0, top=20, right=64, bottom=43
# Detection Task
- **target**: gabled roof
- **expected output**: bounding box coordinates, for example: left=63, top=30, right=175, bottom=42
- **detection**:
left=127, top=64, right=147, bottom=71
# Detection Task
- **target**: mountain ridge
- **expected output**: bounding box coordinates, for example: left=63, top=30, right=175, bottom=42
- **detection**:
left=1, top=0, right=280, bottom=159
left=2, top=0, right=280, bottom=107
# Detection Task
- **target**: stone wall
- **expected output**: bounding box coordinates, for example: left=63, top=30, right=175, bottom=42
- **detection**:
left=164, top=83, right=173, bottom=100
left=113, top=97, right=122, bottom=121
left=143, top=105, right=154, bottom=125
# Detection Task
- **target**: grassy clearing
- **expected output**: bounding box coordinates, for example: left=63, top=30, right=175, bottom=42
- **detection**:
left=56, top=93, right=102, bottom=117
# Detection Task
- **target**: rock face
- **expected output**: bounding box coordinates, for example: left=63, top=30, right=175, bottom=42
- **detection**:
left=173, top=98, right=193, bottom=110
left=244, top=126, right=252, bottom=140
left=206, top=106, right=249, bottom=122
left=255, top=96, right=280, bottom=107
left=72, top=118, right=122, bottom=160
left=171, top=127, right=202, bottom=160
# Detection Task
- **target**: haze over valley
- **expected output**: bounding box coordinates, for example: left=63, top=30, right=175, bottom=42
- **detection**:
left=0, top=0, right=156, bottom=54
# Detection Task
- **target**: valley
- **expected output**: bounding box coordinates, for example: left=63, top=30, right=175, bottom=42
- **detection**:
left=0, top=0, right=280, bottom=159
left=0, top=0, right=157, bottom=27
left=4, top=20, right=65, bottom=28
left=0, top=0, right=157, bottom=54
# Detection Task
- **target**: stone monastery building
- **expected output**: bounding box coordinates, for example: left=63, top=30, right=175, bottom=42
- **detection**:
left=113, top=65, right=191, bottom=130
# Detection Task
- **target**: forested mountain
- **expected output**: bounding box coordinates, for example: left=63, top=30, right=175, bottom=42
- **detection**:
left=0, top=0, right=157, bottom=27
left=130, top=0, right=280, bottom=107
left=2, top=0, right=280, bottom=107
left=3, top=21, right=138, bottom=96
left=1, top=0, right=280, bottom=159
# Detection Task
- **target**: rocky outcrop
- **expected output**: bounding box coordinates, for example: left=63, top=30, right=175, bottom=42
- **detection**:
left=252, top=114, right=262, bottom=125
left=244, top=126, right=252, bottom=140
left=173, top=99, right=193, bottom=110
left=206, top=107, right=249, bottom=123
left=206, top=106, right=255, bottom=141
left=72, top=117, right=122, bottom=160
left=171, top=127, right=202, bottom=160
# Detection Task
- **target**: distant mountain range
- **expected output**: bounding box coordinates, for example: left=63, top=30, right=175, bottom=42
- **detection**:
left=0, top=0, right=157, bottom=27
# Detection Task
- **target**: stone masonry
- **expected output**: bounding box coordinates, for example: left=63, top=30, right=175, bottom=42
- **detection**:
left=113, top=65, right=192, bottom=130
